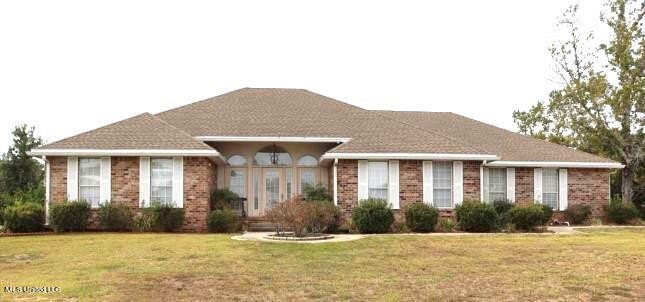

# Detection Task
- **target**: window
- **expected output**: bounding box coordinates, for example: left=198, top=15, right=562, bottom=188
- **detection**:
left=254, top=145, right=292, bottom=166
left=300, top=168, right=316, bottom=193
left=228, top=155, right=247, bottom=167
left=488, top=168, right=507, bottom=202
left=368, top=161, right=388, bottom=200
left=151, top=158, right=173, bottom=204
left=79, top=158, right=101, bottom=207
left=297, top=155, right=318, bottom=166
left=229, top=169, right=246, bottom=198
left=433, top=161, right=452, bottom=208
left=542, top=168, right=559, bottom=209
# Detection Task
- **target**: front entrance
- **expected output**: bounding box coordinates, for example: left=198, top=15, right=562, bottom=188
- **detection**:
left=263, top=168, right=282, bottom=212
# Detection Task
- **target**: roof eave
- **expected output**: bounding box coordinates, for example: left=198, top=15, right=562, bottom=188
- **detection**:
left=485, top=160, right=624, bottom=169
left=321, top=152, right=500, bottom=161
left=29, top=148, right=224, bottom=160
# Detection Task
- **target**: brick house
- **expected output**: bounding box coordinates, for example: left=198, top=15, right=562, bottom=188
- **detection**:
left=31, top=88, right=623, bottom=231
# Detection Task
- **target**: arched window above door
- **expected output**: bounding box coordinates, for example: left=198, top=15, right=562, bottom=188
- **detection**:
left=227, top=154, right=247, bottom=167
left=253, top=145, right=292, bottom=166
left=297, top=155, right=318, bottom=166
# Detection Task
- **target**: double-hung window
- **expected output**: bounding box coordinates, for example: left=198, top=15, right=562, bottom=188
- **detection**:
left=79, top=158, right=101, bottom=207
left=368, top=161, right=388, bottom=200
left=488, top=168, right=507, bottom=202
left=542, top=168, right=559, bottom=209
left=433, top=161, right=452, bottom=208
left=151, top=158, right=173, bottom=204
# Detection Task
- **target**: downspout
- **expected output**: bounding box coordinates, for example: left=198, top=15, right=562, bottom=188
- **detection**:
left=333, top=158, right=338, bottom=206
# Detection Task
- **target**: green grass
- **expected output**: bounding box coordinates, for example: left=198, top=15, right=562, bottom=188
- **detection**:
left=1, top=229, right=643, bottom=301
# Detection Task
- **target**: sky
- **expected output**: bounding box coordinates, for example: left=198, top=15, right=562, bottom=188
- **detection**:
left=0, top=0, right=608, bottom=153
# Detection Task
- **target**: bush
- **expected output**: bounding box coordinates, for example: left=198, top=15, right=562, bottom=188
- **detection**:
left=266, top=197, right=340, bottom=236
left=302, top=184, right=331, bottom=201
left=208, top=209, right=238, bottom=232
left=537, top=204, right=554, bottom=225
left=455, top=201, right=498, bottom=232
left=146, top=202, right=185, bottom=232
left=437, top=218, right=456, bottom=232
left=49, top=201, right=91, bottom=232
left=133, top=212, right=153, bottom=232
left=507, top=204, right=551, bottom=231
left=2, top=202, right=43, bottom=232
left=98, top=203, right=133, bottom=231
left=210, top=189, right=239, bottom=210
left=565, top=204, right=593, bottom=225
left=607, top=197, right=640, bottom=224
left=404, top=203, right=439, bottom=232
left=351, top=198, right=394, bottom=233
left=493, top=200, right=515, bottom=225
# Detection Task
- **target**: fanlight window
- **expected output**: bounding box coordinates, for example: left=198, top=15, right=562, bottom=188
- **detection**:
left=253, top=144, right=292, bottom=166
left=228, top=155, right=247, bottom=166
left=297, top=155, right=318, bottom=166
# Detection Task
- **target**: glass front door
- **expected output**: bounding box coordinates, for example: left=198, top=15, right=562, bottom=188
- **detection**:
left=264, top=169, right=281, bottom=213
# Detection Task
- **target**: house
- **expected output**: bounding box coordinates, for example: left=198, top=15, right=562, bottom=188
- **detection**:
left=31, top=88, right=624, bottom=231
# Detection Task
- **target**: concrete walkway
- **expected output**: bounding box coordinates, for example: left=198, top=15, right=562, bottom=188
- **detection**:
left=231, top=232, right=366, bottom=244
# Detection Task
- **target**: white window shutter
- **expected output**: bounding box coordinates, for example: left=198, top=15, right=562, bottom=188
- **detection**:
left=506, top=168, right=515, bottom=202
left=357, top=160, right=368, bottom=201
left=453, top=161, right=464, bottom=205
left=533, top=168, right=543, bottom=203
left=422, top=161, right=433, bottom=205
left=482, top=167, right=489, bottom=203
left=66, top=156, right=78, bottom=200
left=100, top=157, right=111, bottom=204
left=172, top=157, right=184, bottom=208
left=558, top=169, right=568, bottom=211
left=139, top=157, right=150, bottom=207
left=388, top=160, right=399, bottom=209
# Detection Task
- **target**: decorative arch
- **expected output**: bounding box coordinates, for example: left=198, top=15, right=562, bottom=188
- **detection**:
left=227, top=154, right=247, bottom=166
left=253, top=144, right=292, bottom=166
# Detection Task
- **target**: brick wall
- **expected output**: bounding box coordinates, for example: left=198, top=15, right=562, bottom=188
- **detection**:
left=515, top=168, right=534, bottom=205
left=399, top=160, right=423, bottom=209
left=47, top=156, right=217, bottom=232
left=182, top=157, right=216, bottom=232
left=336, top=159, right=358, bottom=221
left=568, top=168, right=610, bottom=218
left=463, top=161, right=481, bottom=201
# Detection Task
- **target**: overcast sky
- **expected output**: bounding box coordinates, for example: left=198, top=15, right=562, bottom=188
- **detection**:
left=0, top=0, right=607, bottom=153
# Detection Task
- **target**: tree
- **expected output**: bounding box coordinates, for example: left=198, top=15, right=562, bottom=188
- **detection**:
left=0, top=124, right=44, bottom=196
left=514, top=0, right=644, bottom=202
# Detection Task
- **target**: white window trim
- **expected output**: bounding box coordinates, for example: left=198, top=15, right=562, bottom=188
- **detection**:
left=78, top=157, right=102, bottom=208
left=149, top=158, right=174, bottom=206
left=367, top=161, right=389, bottom=201
left=433, top=161, right=453, bottom=209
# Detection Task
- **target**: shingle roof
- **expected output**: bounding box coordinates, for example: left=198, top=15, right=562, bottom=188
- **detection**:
left=33, top=88, right=620, bottom=164
left=375, top=111, right=617, bottom=163
left=37, top=113, right=213, bottom=150
left=156, top=88, right=485, bottom=154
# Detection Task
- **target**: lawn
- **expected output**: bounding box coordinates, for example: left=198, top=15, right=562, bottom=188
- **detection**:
left=1, top=229, right=643, bottom=301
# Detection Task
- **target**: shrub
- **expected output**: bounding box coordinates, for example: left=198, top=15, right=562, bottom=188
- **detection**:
left=208, top=209, right=238, bottom=232
left=404, top=203, right=439, bottom=232
left=266, top=197, right=340, bottom=236
left=302, top=184, right=330, bottom=201
left=351, top=198, right=394, bottom=233
left=537, top=204, right=554, bottom=225
left=2, top=202, right=43, bottom=232
left=390, top=215, right=409, bottom=233
left=98, top=203, right=133, bottom=231
left=607, top=197, right=640, bottom=224
left=146, top=202, right=185, bottom=232
left=507, top=204, right=550, bottom=231
left=437, top=218, right=456, bottom=232
left=210, top=189, right=239, bottom=210
left=133, top=212, right=153, bottom=232
left=565, top=204, right=593, bottom=225
left=455, top=201, right=498, bottom=232
left=49, top=201, right=91, bottom=232
left=493, top=200, right=515, bottom=225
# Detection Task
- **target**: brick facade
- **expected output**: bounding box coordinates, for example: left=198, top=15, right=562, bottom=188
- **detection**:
left=568, top=168, right=610, bottom=218
left=336, top=159, right=358, bottom=221
left=398, top=160, right=423, bottom=209
left=515, top=168, right=534, bottom=205
left=47, top=156, right=217, bottom=232
left=463, top=161, right=481, bottom=201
